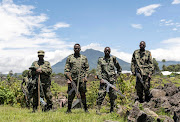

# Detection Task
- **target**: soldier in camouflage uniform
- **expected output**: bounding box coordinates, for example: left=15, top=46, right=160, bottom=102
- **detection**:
left=131, top=41, right=154, bottom=103
left=96, top=47, right=122, bottom=114
left=30, top=50, right=53, bottom=112
left=64, top=43, right=89, bottom=113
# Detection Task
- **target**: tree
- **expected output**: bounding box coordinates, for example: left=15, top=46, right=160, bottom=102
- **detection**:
left=22, top=70, right=29, bottom=77
left=162, top=65, right=167, bottom=71
left=0, top=72, right=2, bottom=81
left=162, top=59, right=166, bottom=63
left=162, top=59, right=166, bottom=71
left=90, top=69, right=97, bottom=75
left=14, top=73, right=18, bottom=78
left=9, top=70, right=13, bottom=77
left=153, top=58, right=160, bottom=74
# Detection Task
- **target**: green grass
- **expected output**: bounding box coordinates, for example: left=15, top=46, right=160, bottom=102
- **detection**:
left=0, top=105, right=126, bottom=122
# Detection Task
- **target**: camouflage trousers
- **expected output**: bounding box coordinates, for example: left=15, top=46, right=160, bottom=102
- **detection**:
left=135, top=75, right=150, bottom=101
left=32, top=83, right=53, bottom=110
left=96, top=82, right=117, bottom=106
left=67, top=81, right=87, bottom=109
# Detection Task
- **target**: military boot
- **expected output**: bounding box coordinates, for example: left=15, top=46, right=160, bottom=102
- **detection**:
left=66, top=103, right=72, bottom=114
left=32, top=106, right=37, bottom=113
left=110, top=101, right=114, bottom=113
left=82, top=98, right=89, bottom=113
left=96, top=105, right=101, bottom=115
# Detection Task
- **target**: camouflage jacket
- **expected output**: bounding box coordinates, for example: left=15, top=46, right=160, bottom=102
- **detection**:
left=31, top=60, right=52, bottom=84
left=97, top=56, right=122, bottom=81
left=64, top=54, right=89, bottom=82
left=131, top=49, right=154, bottom=76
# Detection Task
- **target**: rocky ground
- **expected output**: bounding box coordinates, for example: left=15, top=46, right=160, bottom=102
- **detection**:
left=127, top=82, right=180, bottom=122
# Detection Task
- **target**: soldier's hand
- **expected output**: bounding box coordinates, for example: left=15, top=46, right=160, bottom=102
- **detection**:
left=148, top=74, right=151, bottom=78
left=100, top=79, right=105, bottom=84
left=67, top=79, right=72, bottom=84
left=83, top=77, right=88, bottom=82
left=36, top=68, right=42, bottom=73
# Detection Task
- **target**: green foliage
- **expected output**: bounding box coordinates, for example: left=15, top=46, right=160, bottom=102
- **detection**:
left=51, top=80, right=67, bottom=98
left=57, top=73, right=64, bottom=77
left=162, top=59, right=166, bottom=63
left=22, top=70, right=29, bottom=77
left=86, top=81, right=99, bottom=108
left=116, top=74, right=136, bottom=110
left=0, top=80, right=24, bottom=106
left=89, top=68, right=97, bottom=75
left=153, top=58, right=160, bottom=73
left=8, top=70, right=13, bottom=77
left=164, top=64, right=180, bottom=72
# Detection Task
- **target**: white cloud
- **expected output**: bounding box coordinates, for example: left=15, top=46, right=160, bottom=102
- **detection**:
left=172, top=28, right=178, bottom=31
left=131, top=24, right=142, bottom=29
left=160, top=19, right=166, bottom=22
left=137, top=4, right=161, bottom=16
left=172, top=0, right=180, bottom=4
left=159, top=19, right=180, bottom=31
left=0, top=0, right=73, bottom=74
left=53, top=22, right=70, bottom=30
left=151, top=37, right=180, bottom=61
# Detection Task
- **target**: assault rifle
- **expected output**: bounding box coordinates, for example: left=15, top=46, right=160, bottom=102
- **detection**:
left=66, top=73, right=82, bottom=108
left=95, top=76, right=125, bottom=98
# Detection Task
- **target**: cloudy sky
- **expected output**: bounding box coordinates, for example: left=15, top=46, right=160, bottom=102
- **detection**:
left=0, top=0, right=180, bottom=73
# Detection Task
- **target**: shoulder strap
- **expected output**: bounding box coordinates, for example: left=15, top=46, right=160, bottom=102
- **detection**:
left=77, top=55, right=82, bottom=93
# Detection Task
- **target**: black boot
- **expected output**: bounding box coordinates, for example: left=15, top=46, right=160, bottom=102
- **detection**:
left=82, top=98, right=89, bottom=113
left=145, top=95, right=150, bottom=102
left=84, top=103, right=89, bottom=113
left=32, top=106, right=37, bottom=113
left=66, top=103, right=72, bottom=113
left=110, top=101, right=114, bottom=113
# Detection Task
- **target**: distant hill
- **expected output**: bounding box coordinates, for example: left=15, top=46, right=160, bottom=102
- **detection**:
left=52, top=49, right=131, bottom=73
left=157, top=61, right=180, bottom=70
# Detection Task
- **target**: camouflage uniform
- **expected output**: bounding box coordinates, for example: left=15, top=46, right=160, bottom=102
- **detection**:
left=96, top=56, right=122, bottom=111
left=131, top=49, right=154, bottom=102
left=64, top=54, right=89, bottom=110
left=30, top=51, right=53, bottom=111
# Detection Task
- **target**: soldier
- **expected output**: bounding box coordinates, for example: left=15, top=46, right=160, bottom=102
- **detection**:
left=131, top=41, right=154, bottom=103
left=64, top=43, right=89, bottom=113
left=30, top=50, right=53, bottom=112
left=96, top=47, right=122, bottom=114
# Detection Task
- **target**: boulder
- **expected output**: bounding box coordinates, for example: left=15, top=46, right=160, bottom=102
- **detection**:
left=143, top=108, right=158, bottom=118
left=173, top=107, right=180, bottom=122
left=127, top=106, right=140, bottom=122
left=158, top=115, right=174, bottom=122
left=164, top=84, right=178, bottom=96
left=136, top=111, right=147, bottom=122
left=150, top=89, right=166, bottom=98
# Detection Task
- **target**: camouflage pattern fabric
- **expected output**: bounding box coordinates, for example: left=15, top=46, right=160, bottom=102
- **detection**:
left=64, top=54, right=89, bottom=109
left=131, top=49, right=154, bottom=76
left=64, top=54, right=89, bottom=82
left=96, top=56, right=121, bottom=105
left=135, top=75, right=150, bottom=101
left=131, top=49, right=154, bottom=101
left=30, top=60, right=53, bottom=110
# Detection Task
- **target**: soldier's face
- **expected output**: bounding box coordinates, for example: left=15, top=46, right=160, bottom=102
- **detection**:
left=139, top=42, right=146, bottom=50
left=104, top=48, right=111, bottom=56
left=74, top=45, right=81, bottom=54
left=38, top=55, right=44, bottom=60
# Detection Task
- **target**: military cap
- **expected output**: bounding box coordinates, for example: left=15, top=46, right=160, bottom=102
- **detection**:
left=38, top=50, right=45, bottom=56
